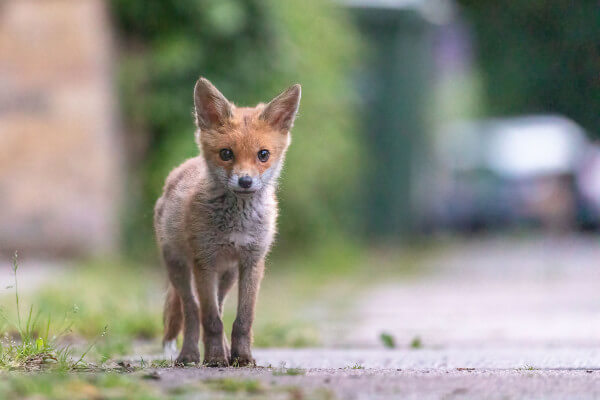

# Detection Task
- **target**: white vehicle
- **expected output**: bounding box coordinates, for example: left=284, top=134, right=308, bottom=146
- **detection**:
left=426, top=115, right=597, bottom=231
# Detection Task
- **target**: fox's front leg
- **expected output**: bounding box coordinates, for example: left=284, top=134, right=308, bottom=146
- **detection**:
left=231, top=257, right=265, bottom=367
left=194, top=266, right=229, bottom=367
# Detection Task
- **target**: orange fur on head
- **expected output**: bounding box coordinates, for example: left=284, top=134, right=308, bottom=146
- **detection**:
left=193, top=78, right=300, bottom=184
left=199, top=107, right=291, bottom=178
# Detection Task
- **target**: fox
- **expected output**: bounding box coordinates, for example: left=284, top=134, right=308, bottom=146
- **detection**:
left=154, top=77, right=301, bottom=367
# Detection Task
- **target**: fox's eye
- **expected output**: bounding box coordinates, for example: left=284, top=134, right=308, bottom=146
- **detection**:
left=257, top=149, right=270, bottom=162
left=219, top=148, right=234, bottom=161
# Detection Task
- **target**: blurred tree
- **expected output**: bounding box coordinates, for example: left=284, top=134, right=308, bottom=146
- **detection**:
left=110, top=0, right=361, bottom=259
left=457, top=0, right=600, bottom=135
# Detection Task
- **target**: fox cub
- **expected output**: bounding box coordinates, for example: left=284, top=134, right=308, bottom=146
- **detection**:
left=154, top=77, right=301, bottom=367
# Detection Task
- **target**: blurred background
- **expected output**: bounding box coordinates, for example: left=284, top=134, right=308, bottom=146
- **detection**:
left=1, top=0, right=600, bottom=357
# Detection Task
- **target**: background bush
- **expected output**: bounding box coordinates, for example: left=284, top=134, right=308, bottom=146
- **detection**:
left=457, top=0, right=600, bottom=136
left=110, top=0, right=362, bottom=259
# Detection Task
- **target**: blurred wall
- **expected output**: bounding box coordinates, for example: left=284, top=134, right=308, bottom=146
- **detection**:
left=0, top=0, right=122, bottom=257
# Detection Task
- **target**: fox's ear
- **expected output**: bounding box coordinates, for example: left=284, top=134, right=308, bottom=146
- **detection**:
left=194, top=77, right=232, bottom=130
left=260, top=84, right=301, bottom=132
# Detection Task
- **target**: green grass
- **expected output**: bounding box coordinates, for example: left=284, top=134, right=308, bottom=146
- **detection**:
left=1, top=238, right=431, bottom=364
left=1, top=257, right=164, bottom=363
left=272, top=363, right=306, bottom=376
left=0, top=372, right=164, bottom=400
left=206, top=378, right=264, bottom=394
left=410, top=336, right=423, bottom=350
left=379, top=332, right=396, bottom=349
left=520, top=364, right=537, bottom=371
left=0, top=253, right=95, bottom=371
left=0, top=372, right=337, bottom=400
left=0, top=239, right=433, bottom=399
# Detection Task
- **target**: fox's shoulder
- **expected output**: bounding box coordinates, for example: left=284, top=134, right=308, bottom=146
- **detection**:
left=162, top=157, right=206, bottom=195
left=154, top=157, right=207, bottom=220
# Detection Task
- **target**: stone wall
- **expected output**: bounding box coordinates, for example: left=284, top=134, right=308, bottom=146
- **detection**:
left=0, top=0, right=122, bottom=257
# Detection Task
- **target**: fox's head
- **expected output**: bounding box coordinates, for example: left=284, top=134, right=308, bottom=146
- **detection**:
left=193, top=77, right=301, bottom=196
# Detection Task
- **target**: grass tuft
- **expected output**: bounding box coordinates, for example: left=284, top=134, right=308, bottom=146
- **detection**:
left=379, top=332, right=396, bottom=349
left=0, top=253, right=95, bottom=371
left=272, top=362, right=306, bottom=376
left=206, top=378, right=264, bottom=394
left=349, top=363, right=364, bottom=370
left=410, top=336, right=423, bottom=349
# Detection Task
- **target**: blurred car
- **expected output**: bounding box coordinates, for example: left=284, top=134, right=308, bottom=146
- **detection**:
left=424, top=115, right=599, bottom=232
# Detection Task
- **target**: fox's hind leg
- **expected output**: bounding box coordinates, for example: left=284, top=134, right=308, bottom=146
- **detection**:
left=192, top=265, right=229, bottom=367
left=162, top=246, right=200, bottom=365
left=162, top=284, right=183, bottom=358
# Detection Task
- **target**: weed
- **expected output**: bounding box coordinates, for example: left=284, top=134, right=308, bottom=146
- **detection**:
left=206, top=378, right=264, bottom=394
left=151, top=359, right=173, bottom=368
left=272, top=362, right=306, bottom=376
left=380, top=332, right=396, bottom=349
left=410, top=336, right=423, bottom=349
left=284, top=368, right=306, bottom=376
left=0, top=372, right=163, bottom=399
left=521, top=364, right=537, bottom=371
left=0, top=253, right=95, bottom=371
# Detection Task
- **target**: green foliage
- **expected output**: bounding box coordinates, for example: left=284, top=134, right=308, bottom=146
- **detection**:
left=0, top=253, right=92, bottom=371
left=379, top=332, right=396, bottom=349
left=30, top=259, right=164, bottom=360
left=0, top=373, right=164, bottom=400
left=272, top=364, right=306, bottom=376
left=206, top=378, right=264, bottom=394
left=458, top=0, right=600, bottom=135
left=1, top=239, right=432, bottom=361
left=410, top=336, right=423, bottom=349
left=110, top=0, right=362, bottom=258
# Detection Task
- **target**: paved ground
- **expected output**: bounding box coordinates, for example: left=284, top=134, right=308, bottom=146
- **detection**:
left=151, top=362, right=600, bottom=400
left=7, top=235, right=600, bottom=398
left=346, top=235, right=600, bottom=349
left=134, top=236, right=600, bottom=399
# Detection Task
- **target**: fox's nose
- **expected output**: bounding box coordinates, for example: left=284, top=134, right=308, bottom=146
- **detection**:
left=238, top=176, right=253, bottom=189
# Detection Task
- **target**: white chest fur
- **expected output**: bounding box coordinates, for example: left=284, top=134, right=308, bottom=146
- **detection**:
left=228, top=231, right=255, bottom=248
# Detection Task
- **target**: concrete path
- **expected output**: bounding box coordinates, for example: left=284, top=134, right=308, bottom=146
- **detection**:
left=8, top=236, right=598, bottom=398
left=348, top=235, right=600, bottom=348
left=147, top=347, right=600, bottom=399
left=145, top=236, right=600, bottom=399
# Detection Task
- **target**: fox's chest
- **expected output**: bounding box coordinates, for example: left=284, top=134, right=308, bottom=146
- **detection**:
left=208, top=195, right=272, bottom=250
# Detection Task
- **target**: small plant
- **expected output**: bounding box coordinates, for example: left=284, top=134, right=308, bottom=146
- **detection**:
left=272, top=362, right=305, bottom=376
left=410, top=336, right=423, bottom=349
left=380, top=332, right=396, bottom=349
left=151, top=359, right=173, bottom=368
left=206, top=378, right=264, bottom=394
left=0, top=372, right=164, bottom=399
left=350, top=363, right=364, bottom=370
left=0, top=252, right=97, bottom=371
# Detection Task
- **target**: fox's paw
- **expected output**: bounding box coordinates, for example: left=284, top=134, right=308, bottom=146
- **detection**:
left=175, top=349, right=200, bottom=366
left=203, top=356, right=229, bottom=368
left=163, top=339, right=178, bottom=359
